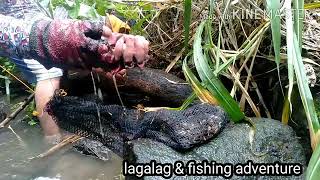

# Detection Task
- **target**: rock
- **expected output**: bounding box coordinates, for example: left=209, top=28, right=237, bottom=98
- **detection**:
left=0, top=99, right=8, bottom=121
left=73, top=138, right=112, bottom=161
left=131, top=118, right=306, bottom=180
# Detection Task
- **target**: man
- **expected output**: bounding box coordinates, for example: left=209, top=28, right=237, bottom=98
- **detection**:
left=0, top=0, right=149, bottom=143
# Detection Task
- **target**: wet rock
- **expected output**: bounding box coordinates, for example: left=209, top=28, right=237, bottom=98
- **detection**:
left=0, top=100, right=7, bottom=121
left=73, top=138, right=112, bottom=161
left=132, top=118, right=306, bottom=180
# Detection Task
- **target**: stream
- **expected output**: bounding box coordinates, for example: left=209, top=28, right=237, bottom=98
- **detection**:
left=0, top=95, right=123, bottom=180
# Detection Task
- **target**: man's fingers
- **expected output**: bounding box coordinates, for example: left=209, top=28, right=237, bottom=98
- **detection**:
left=101, top=32, right=149, bottom=69
left=98, top=44, right=110, bottom=55
left=114, top=36, right=125, bottom=61
left=134, top=36, right=148, bottom=65
left=123, top=44, right=134, bottom=67
left=102, top=26, right=112, bottom=38
left=134, top=36, right=145, bottom=64
left=101, top=53, right=114, bottom=64
left=123, top=35, right=135, bottom=67
left=104, top=32, right=123, bottom=46
left=143, top=40, right=149, bottom=54
left=118, top=69, right=126, bottom=76
left=137, top=61, right=145, bottom=69
left=124, top=35, right=135, bottom=48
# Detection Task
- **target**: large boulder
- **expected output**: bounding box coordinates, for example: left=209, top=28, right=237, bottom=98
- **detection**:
left=131, top=118, right=306, bottom=180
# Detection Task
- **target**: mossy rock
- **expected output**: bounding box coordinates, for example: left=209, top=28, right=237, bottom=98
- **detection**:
left=131, top=118, right=306, bottom=180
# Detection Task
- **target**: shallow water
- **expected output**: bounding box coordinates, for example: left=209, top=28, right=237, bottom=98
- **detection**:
left=0, top=96, right=123, bottom=180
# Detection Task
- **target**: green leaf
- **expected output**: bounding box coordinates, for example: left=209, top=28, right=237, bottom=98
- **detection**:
left=183, top=0, right=192, bottom=49
left=67, top=1, right=80, bottom=19
left=307, top=143, right=320, bottom=180
left=209, top=0, right=215, bottom=20
left=305, top=2, right=320, bottom=9
left=285, top=0, right=295, bottom=127
left=266, top=0, right=281, bottom=69
left=293, top=0, right=304, bottom=50
left=132, top=13, right=153, bottom=35
left=193, top=21, right=245, bottom=122
left=48, top=0, right=54, bottom=18
left=60, top=0, right=74, bottom=7
left=95, top=0, right=114, bottom=15
left=77, top=3, right=99, bottom=19
left=183, top=57, right=218, bottom=105
left=267, top=0, right=285, bottom=118
left=293, top=34, right=320, bottom=140
left=285, top=0, right=320, bottom=149
left=27, top=118, right=38, bottom=126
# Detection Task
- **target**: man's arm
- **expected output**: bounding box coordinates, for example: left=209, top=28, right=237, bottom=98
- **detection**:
left=0, top=14, right=149, bottom=71
left=0, top=14, right=114, bottom=70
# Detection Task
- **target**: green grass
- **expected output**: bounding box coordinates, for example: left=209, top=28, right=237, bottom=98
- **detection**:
left=182, top=0, right=320, bottom=179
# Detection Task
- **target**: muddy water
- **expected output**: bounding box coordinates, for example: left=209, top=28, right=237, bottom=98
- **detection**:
left=0, top=96, right=122, bottom=180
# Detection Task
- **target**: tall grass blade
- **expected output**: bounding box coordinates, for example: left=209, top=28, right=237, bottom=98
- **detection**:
left=266, top=0, right=281, bottom=68
left=285, top=0, right=320, bottom=149
left=209, top=0, right=215, bottom=20
left=284, top=0, right=296, bottom=130
left=183, top=0, right=192, bottom=49
left=167, top=92, right=197, bottom=111
left=281, top=97, right=290, bottom=125
left=183, top=57, right=218, bottom=105
left=266, top=0, right=285, bottom=102
left=178, top=93, right=197, bottom=110
left=193, top=21, right=245, bottom=122
left=292, top=34, right=320, bottom=149
left=305, top=2, right=320, bottom=9
left=307, top=143, right=320, bottom=180
left=293, top=0, right=304, bottom=50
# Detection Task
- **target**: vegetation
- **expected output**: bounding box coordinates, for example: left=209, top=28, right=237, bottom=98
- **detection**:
left=182, top=0, right=320, bottom=179
left=1, top=0, right=320, bottom=179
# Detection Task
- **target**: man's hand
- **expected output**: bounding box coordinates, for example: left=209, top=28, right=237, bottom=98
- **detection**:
left=103, top=28, right=149, bottom=68
left=92, top=25, right=150, bottom=83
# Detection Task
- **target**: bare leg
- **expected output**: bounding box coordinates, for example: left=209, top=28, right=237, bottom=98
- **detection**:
left=35, top=77, right=61, bottom=143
